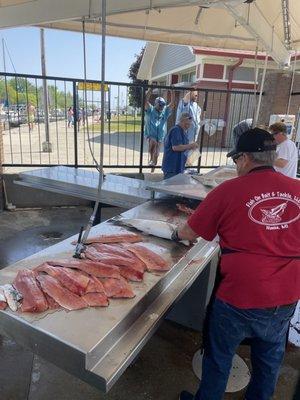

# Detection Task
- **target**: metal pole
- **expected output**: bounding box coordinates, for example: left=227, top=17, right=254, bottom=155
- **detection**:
left=286, top=51, right=296, bottom=116
left=253, top=53, right=268, bottom=126
left=139, top=85, right=146, bottom=174
left=2, top=38, right=6, bottom=72
left=73, top=0, right=107, bottom=258
left=197, top=90, right=208, bottom=173
left=40, top=28, right=52, bottom=152
left=99, top=0, right=106, bottom=180
left=72, top=81, right=79, bottom=167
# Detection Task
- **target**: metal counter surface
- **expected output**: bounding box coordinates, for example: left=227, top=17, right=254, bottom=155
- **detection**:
left=16, top=166, right=152, bottom=208
left=146, top=173, right=211, bottom=200
left=0, top=199, right=219, bottom=392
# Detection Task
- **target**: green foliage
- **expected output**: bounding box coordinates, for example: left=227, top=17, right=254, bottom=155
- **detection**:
left=128, top=47, right=146, bottom=109
left=0, top=77, right=73, bottom=109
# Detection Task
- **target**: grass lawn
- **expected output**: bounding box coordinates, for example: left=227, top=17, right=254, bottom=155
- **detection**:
left=90, top=115, right=142, bottom=132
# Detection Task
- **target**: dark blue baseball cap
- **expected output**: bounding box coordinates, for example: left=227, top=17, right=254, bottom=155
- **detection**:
left=227, top=128, right=277, bottom=158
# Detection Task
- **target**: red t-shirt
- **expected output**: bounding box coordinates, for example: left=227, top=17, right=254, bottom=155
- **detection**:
left=188, top=167, right=300, bottom=309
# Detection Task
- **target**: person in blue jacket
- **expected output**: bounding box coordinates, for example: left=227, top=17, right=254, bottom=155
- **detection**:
left=144, top=88, right=175, bottom=171
left=162, top=112, right=198, bottom=179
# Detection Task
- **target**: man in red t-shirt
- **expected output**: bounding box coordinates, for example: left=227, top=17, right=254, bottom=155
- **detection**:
left=175, top=128, right=300, bottom=400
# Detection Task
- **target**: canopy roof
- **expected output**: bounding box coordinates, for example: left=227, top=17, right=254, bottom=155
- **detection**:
left=0, top=1, right=299, bottom=67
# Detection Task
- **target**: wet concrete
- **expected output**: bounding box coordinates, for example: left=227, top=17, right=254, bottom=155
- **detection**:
left=0, top=207, right=299, bottom=400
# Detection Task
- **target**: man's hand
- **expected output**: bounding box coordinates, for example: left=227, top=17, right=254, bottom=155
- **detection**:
left=176, top=222, right=199, bottom=243
left=183, top=91, right=191, bottom=103
left=189, top=142, right=198, bottom=150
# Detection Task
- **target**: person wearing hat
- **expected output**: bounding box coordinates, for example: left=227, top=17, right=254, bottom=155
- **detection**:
left=162, top=112, right=198, bottom=180
left=176, top=90, right=202, bottom=144
left=144, top=88, right=175, bottom=171
left=232, top=118, right=253, bottom=146
left=171, top=128, right=300, bottom=400
left=269, top=122, right=298, bottom=178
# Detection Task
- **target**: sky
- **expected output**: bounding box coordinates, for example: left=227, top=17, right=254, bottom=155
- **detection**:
left=0, top=27, right=145, bottom=82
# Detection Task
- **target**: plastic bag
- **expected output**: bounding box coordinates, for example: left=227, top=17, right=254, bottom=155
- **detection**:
left=186, top=149, right=201, bottom=166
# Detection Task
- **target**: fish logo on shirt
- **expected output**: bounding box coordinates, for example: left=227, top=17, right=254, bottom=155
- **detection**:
left=248, top=197, right=300, bottom=226
left=260, top=202, right=287, bottom=224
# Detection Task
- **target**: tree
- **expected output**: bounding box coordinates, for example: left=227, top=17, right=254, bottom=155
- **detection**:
left=128, top=47, right=146, bottom=109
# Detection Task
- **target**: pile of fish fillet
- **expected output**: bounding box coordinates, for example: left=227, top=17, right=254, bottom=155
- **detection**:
left=0, top=233, right=170, bottom=313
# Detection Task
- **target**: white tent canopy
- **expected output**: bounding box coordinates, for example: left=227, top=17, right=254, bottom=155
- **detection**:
left=0, top=1, right=299, bottom=67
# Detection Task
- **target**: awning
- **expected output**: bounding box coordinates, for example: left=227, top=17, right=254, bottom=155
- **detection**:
left=0, top=1, right=299, bottom=67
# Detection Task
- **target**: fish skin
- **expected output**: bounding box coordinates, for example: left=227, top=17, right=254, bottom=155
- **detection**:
left=115, top=218, right=176, bottom=240
left=13, top=270, right=48, bottom=313
left=125, top=244, right=170, bottom=272
left=0, top=287, right=7, bottom=310
left=2, top=284, right=22, bottom=312
left=36, top=274, right=87, bottom=311
left=115, top=218, right=190, bottom=246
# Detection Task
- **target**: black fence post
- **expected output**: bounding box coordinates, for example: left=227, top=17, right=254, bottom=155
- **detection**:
left=198, top=90, right=208, bottom=173
left=73, top=81, right=78, bottom=168
left=139, top=85, right=146, bottom=174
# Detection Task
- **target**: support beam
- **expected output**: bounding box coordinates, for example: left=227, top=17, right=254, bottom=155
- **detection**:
left=223, top=2, right=291, bottom=68
left=0, top=1, right=246, bottom=30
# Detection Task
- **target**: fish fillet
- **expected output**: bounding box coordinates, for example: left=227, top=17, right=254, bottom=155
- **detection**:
left=81, top=273, right=106, bottom=294
left=13, top=270, right=48, bottom=313
left=100, top=277, right=135, bottom=298
left=91, top=243, right=146, bottom=272
left=72, top=253, right=143, bottom=283
left=71, top=233, right=143, bottom=245
left=85, top=246, right=143, bottom=270
left=44, top=293, right=60, bottom=310
left=125, top=244, right=170, bottom=272
left=81, top=293, right=109, bottom=307
left=35, top=263, right=90, bottom=296
left=36, top=274, right=87, bottom=311
left=47, top=259, right=121, bottom=279
left=0, top=287, right=7, bottom=310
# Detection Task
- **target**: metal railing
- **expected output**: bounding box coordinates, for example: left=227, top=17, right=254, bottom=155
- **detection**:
left=0, top=72, right=257, bottom=172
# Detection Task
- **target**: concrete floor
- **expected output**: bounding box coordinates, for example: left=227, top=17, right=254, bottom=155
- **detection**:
left=0, top=206, right=299, bottom=400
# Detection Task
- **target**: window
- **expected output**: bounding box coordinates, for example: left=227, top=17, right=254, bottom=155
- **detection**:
left=225, top=67, right=255, bottom=82
left=181, top=71, right=196, bottom=83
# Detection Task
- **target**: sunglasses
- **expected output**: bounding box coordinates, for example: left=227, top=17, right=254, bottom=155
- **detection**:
left=232, top=153, right=243, bottom=164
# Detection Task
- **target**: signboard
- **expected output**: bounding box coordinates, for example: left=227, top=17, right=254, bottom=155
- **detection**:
left=77, top=82, right=109, bottom=92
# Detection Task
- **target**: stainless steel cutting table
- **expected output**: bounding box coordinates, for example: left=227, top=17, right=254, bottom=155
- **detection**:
left=0, top=199, right=219, bottom=392
left=146, top=166, right=237, bottom=199
left=146, top=173, right=211, bottom=200
left=15, top=166, right=153, bottom=209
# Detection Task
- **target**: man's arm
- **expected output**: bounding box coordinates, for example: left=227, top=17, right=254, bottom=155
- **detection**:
left=167, top=89, right=175, bottom=109
left=172, top=142, right=197, bottom=152
left=183, top=91, right=191, bottom=105
left=145, top=88, right=152, bottom=109
left=274, top=158, right=288, bottom=168
left=176, top=222, right=199, bottom=242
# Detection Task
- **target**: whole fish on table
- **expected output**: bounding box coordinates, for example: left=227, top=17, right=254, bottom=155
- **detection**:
left=112, top=216, right=189, bottom=246
left=0, top=287, right=7, bottom=310
left=2, top=284, right=23, bottom=312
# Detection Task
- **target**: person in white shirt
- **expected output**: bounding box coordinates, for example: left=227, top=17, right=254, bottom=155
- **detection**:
left=269, top=122, right=298, bottom=178
left=176, top=90, right=201, bottom=143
